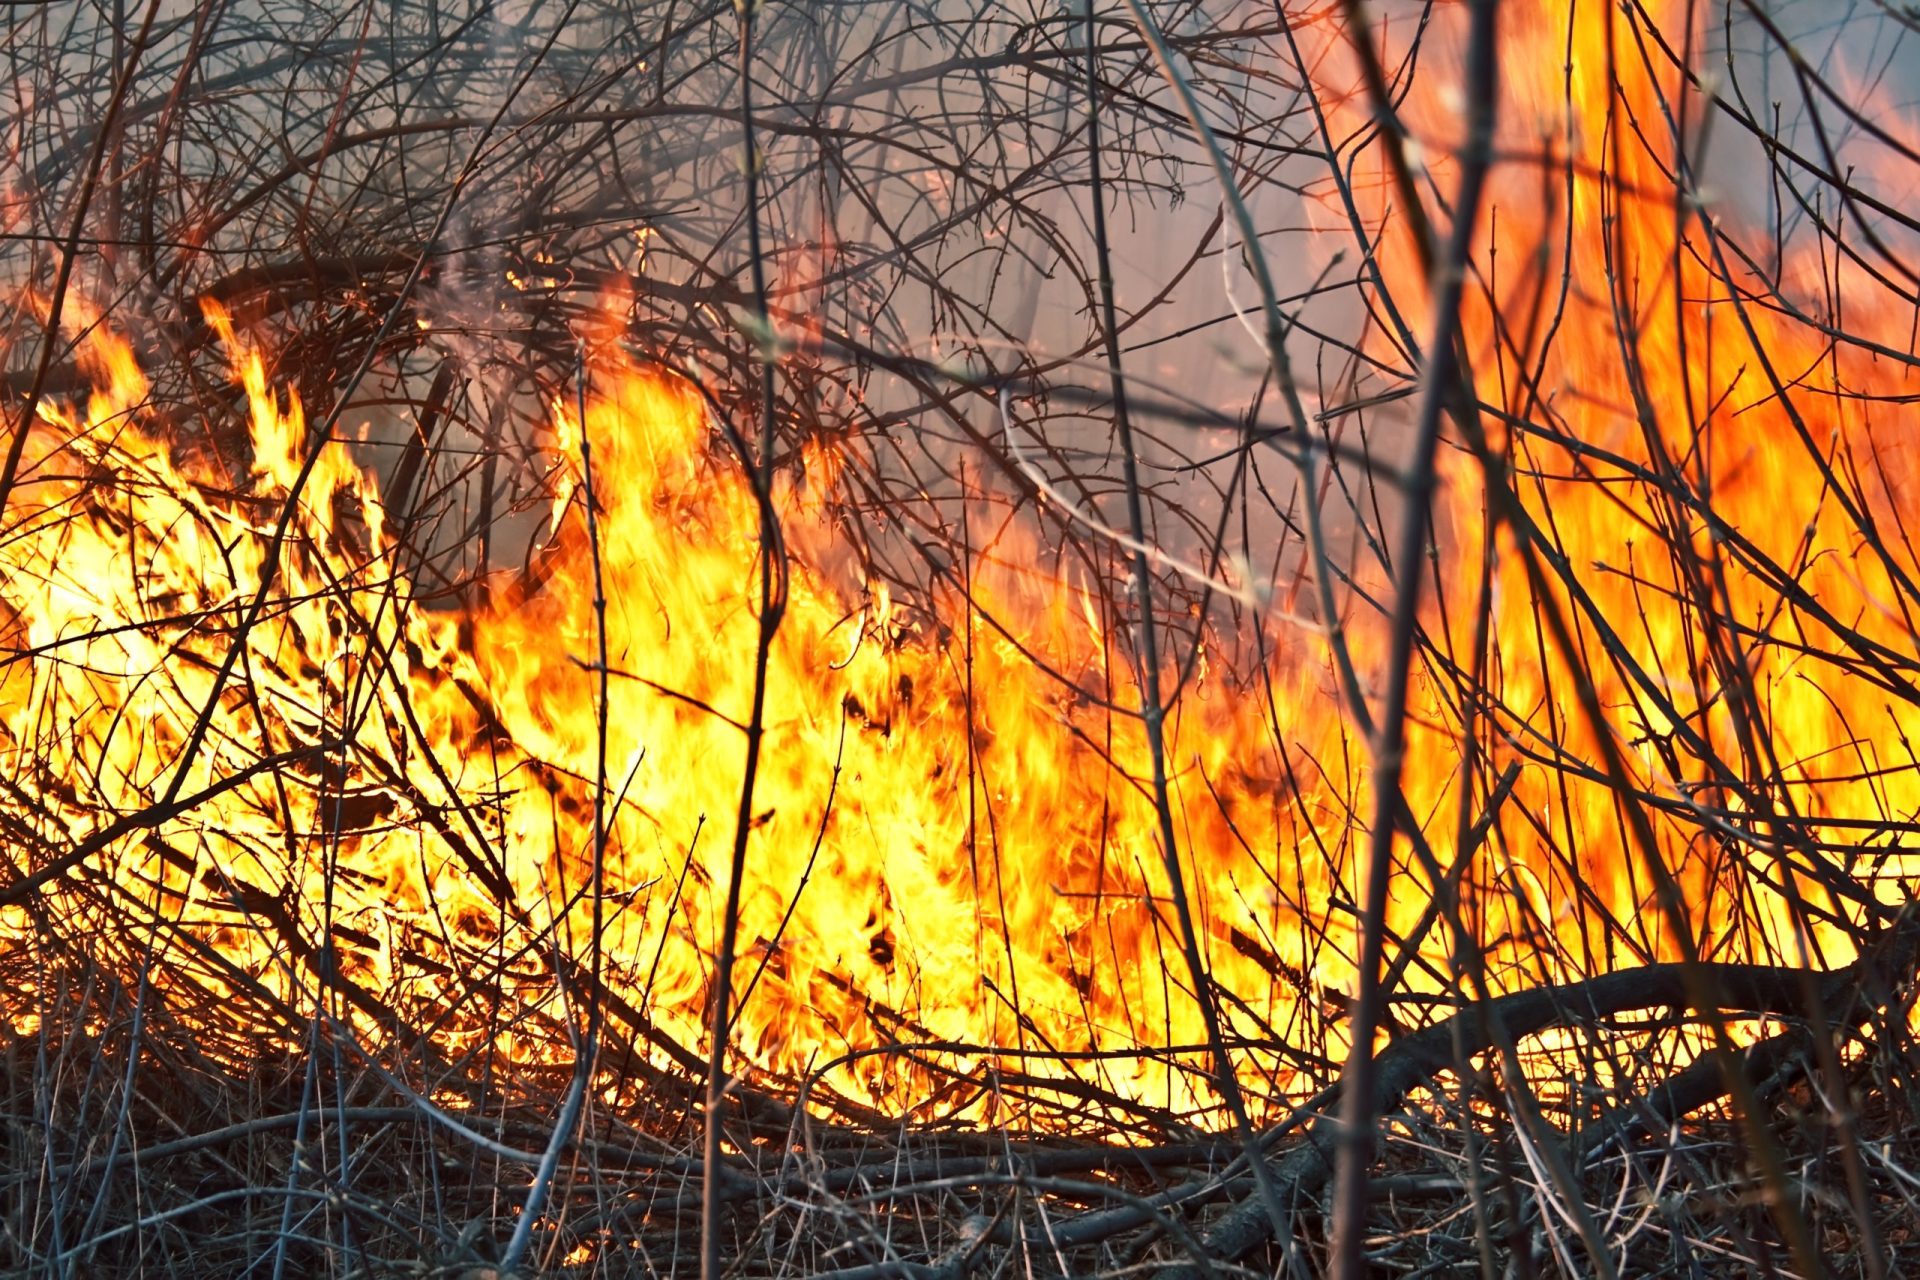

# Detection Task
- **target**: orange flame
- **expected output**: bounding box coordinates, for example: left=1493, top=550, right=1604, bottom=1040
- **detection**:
left=1, top=0, right=1913, bottom=1122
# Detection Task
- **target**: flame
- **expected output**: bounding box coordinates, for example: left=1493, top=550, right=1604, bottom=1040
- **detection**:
left=2, top=0, right=1914, bottom=1124
left=1421, top=0, right=1920, bottom=972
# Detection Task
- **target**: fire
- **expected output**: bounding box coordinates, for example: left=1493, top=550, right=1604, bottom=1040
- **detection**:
left=1421, top=0, right=1920, bottom=973
left=1, top=0, right=1914, bottom=1127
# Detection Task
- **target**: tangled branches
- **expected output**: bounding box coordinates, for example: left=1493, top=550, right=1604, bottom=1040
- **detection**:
left=5, top=0, right=1920, bottom=1275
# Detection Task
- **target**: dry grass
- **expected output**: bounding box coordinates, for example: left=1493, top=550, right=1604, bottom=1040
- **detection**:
left=5, top=938, right=1916, bottom=1277
left=6, top=2, right=1920, bottom=1276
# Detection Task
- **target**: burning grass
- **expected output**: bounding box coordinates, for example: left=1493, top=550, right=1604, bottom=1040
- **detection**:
left=8, top=933, right=1919, bottom=1276
left=6, top=0, right=1920, bottom=1274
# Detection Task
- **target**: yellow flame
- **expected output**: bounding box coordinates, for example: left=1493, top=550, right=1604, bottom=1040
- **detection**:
left=0, top=0, right=1912, bottom=1124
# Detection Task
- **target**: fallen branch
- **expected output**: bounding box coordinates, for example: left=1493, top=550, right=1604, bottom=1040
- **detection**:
left=1151, top=916, right=1920, bottom=1277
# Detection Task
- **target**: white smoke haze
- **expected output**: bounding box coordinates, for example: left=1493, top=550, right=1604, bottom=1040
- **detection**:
left=2, top=2, right=1378, bottom=650
left=4, top=0, right=1914, bottom=738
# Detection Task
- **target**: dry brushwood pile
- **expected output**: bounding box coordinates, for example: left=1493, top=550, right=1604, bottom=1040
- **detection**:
left=5, top=0, right=1920, bottom=1276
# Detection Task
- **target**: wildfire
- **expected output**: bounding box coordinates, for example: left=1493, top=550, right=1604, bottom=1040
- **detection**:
left=1, top=0, right=1913, bottom=1129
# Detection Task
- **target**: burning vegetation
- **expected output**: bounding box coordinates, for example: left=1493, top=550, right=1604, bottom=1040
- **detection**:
left=4, top=0, right=1920, bottom=1276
